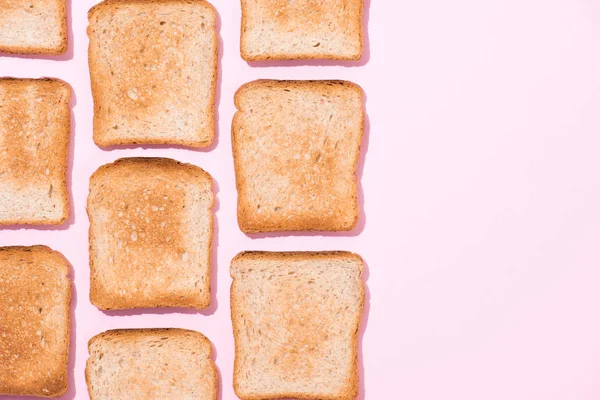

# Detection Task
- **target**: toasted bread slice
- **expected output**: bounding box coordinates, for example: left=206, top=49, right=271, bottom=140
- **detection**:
left=86, top=329, right=218, bottom=400
left=232, top=80, right=364, bottom=233
left=0, top=0, right=68, bottom=55
left=0, top=78, right=71, bottom=225
left=231, top=251, right=365, bottom=400
left=87, top=157, right=214, bottom=310
left=0, top=246, right=71, bottom=397
left=87, top=0, right=218, bottom=147
left=240, top=0, right=363, bottom=61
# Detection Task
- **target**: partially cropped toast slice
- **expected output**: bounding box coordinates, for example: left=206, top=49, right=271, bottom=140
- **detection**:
left=86, top=329, right=218, bottom=400
left=232, top=80, right=364, bottom=233
left=231, top=251, right=365, bottom=400
left=87, top=0, right=218, bottom=147
left=0, top=78, right=71, bottom=225
left=240, top=0, right=364, bottom=61
left=87, top=157, right=214, bottom=310
left=0, top=246, right=71, bottom=397
left=0, top=0, right=68, bottom=55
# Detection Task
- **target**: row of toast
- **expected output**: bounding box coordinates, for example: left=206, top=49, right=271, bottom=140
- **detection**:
left=0, top=246, right=364, bottom=399
left=0, top=78, right=364, bottom=233
left=1, top=0, right=364, bottom=60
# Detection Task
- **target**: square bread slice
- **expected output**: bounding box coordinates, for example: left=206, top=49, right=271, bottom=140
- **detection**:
left=0, top=78, right=71, bottom=225
left=87, top=158, right=215, bottom=310
left=86, top=329, right=217, bottom=400
left=87, top=0, right=218, bottom=147
left=240, top=0, right=363, bottom=61
left=87, top=157, right=214, bottom=310
left=0, top=246, right=71, bottom=398
left=231, top=251, right=365, bottom=400
left=0, top=0, right=68, bottom=55
left=232, top=80, right=364, bottom=233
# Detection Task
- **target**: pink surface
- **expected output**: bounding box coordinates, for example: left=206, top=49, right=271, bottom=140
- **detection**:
left=3, top=0, right=600, bottom=399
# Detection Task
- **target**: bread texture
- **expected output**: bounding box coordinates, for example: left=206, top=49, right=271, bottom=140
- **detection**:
left=0, top=246, right=71, bottom=397
left=240, top=0, right=363, bottom=61
left=87, top=0, right=218, bottom=147
left=0, top=78, right=71, bottom=225
left=0, top=0, right=67, bottom=55
left=231, top=251, right=365, bottom=400
left=232, top=80, right=364, bottom=233
left=86, top=328, right=218, bottom=400
left=87, top=157, right=214, bottom=310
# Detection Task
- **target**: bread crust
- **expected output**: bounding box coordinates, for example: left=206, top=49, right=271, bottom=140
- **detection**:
left=87, top=157, right=214, bottom=310
left=86, top=328, right=217, bottom=400
left=232, top=80, right=364, bottom=233
left=0, top=78, right=71, bottom=225
left=87, top=0, right=218, bottom=148
left=230, top=251, right=364, bottom=400
left=240, top=0, right=364, bottom=61
left=0, top=246, right=72, bottom=397
left=0, top=0, right=68, bottom=55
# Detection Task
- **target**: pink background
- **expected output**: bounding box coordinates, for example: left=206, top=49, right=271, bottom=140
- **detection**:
left=2, top=0, right=600, bottom=399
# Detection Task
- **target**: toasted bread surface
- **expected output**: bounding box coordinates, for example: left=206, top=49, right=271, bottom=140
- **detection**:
left=240, top=0, right=363, bottom=61
left=0, top=246, right=71, bottom=397
left=87, top=157, right=214, bottom=310
left=232, top=80, right=364, bottom=233
left=0, top=78, right=71, bottom=225
left=87, top=0, right=218, bottom=147
left=0, top=0, right=68, bottom=55
left=231, top=251, right=365, bottom=400
left=86, top=328, right=218, bottom=400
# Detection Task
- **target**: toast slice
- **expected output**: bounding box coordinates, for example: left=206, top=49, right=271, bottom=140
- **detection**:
left=87, top=157, right=214, bottom=310
left=87, top=0, right=218, bottom=147
left=240, top=0, right=363, bottom=61
left=0, top=78, right=71, bottom=225
left=0, top=246, right=71, bottom=397
left=0, top=0, right=68, bottom=55
left=86, top=329, right=218, bottom=400
left=231, top=251, right=365, bottom=400
left=232, top=80, right=364, bottom=233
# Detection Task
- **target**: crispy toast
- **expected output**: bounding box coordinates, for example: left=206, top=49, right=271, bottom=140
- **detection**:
left=0, top=0, right=68, bottom=55
left=86, top=329, right=218, bottom=400
left=0, top=78, right=71, bottom=225
left=232, top=80, right=364, bottom=233
left=0, top=246, right=71, bottom=397
left=240, top=0, right=363, bottom=61
left=87, top=0, right=218, bottom=147
left=87, top=157, right=214, bottom=310
left=231, top=251, right=365, bottom=400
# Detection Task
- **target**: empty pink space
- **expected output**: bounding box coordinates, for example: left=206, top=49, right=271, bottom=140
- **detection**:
left=2, top=0, right=600, bottom=399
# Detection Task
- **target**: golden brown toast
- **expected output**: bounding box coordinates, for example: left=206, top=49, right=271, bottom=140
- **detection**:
left=87, top=0, right=218, bottom=147
left=0, top=0, right=67, bottom=55
left=86, top=329, right=218, bottom=399
left=0, top=246, right=71, bottom=397
left=87, top=157, right=214, bottom=310
left=231, top=251, right=365, bottom=400
left=0, top=78, right=71, bottom=225
left=240, top=0, right=363, bottom=61
left=232, top=80, right=364, bottom=233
